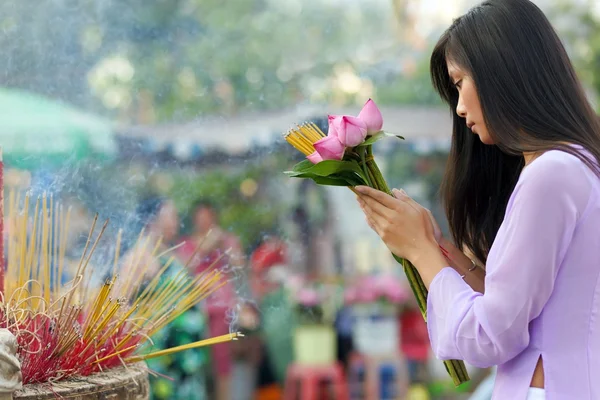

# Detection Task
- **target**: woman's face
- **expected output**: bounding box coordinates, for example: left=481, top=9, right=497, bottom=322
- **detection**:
left=194, top=206, right=217, bottom=232
left=447, top=61, right=494, bottom=145
left=155, top=201, right=179, bottom=242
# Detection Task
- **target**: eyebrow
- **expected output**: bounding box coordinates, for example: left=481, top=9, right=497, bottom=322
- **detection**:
left=447, top=66, right=456, bottom=78
left=447, top=67, right=462, bottom=83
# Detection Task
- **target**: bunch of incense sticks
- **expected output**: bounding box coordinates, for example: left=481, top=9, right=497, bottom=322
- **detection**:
left=1, top=185, right=241, bottom=384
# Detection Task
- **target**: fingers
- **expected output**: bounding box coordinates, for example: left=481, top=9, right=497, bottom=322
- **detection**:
left=357, top=193, right=393, bottom=220
left=392, top=189, right=439, bottom=241
left=392, top=188, right=404, bottom=199
left=392, top=188, right=422, bottom=212
left=365, top=215, right=376, bottom=231
left=355, top=186, right=399, bottom=210
left=357, top=196, right=384, bottom=235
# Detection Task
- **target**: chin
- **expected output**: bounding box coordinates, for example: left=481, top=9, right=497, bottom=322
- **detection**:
left=477, top=133, right=495, bottom=145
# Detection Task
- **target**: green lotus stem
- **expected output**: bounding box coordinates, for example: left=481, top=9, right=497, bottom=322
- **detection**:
left=361, top=145, right=469, bottom=387
left=360, top=148, right=373, bottom=187
left=366, top=164, right=378, bottom=189
left=365, top=147, right=390, bottom=194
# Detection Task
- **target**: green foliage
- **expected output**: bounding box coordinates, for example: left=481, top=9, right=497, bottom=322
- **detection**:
left=0, top=0, right=442, bottom=121
left=375, top=57, right=443, bottom=106
left=549, top=0, right=600, bottom=110
left=168, top=166, right=284, bottom=250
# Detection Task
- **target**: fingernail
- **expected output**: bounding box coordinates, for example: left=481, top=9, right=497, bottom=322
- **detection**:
left=355, top=186, right=365, bottom=193
left=400, top=188, right=407, bottom=194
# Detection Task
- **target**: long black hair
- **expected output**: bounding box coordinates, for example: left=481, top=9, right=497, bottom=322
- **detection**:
left=430, top=0, right=600, bottom=263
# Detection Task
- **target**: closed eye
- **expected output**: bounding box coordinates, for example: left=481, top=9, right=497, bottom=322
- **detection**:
left=453, top=79, right=463, bottom=90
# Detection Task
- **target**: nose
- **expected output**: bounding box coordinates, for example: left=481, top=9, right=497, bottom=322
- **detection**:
left=456, top=96, right=467, bottom=119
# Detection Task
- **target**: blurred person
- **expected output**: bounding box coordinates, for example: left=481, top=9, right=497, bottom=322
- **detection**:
left=249, top=234, right=293, bottom=395
left=178, top=200, right=244, bottom=400
left=121, top=196, right=208, bottom=400
left=230, top=301, right=264, bottom=400
left=356, top=1, right=600, bottom=398
left=399, top=303, right=430, bottom=384
left=249, top=234, right=288, bottom=299
left=333, top=304, right=354, bottom=372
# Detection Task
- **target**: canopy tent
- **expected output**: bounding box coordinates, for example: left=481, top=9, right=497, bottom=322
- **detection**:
left=120, top=105, right=453, bottom=163
left=0, top=88, right=116, bottom=169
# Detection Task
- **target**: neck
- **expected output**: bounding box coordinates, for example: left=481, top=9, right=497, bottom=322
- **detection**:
left=523, top=151, right=538, bottom=165
left=523, top=142, right=576, bottom=166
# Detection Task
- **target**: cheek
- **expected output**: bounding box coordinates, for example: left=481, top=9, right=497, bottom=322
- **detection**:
left=464, top=87, right=482, bottom=116
left=479, top=133, right=495, bottom=145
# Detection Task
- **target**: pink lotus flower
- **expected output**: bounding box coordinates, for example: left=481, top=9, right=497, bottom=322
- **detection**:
left=335, top=116, right=368, bottom=147
left=344, top=275, right=408, bottom=305
left=328, top=115, right=340, bottom=136
left=358, top=98, right=383, bottom=135
left=313, top=135, right=345, bottom=161
left=307, top=151, right=324, bottom=164
left=305, top=99, right=383, bottom=164
left=296, top=288, right=320, bottom=307
left=374, top=275, right=409, bottom=304
left=356, top=289, right=377, bottom=303
left=344, top=287, right=358, bottom=304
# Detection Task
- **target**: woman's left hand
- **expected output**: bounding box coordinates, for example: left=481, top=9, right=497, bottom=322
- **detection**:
left=355, top=186, right=439, bottom=265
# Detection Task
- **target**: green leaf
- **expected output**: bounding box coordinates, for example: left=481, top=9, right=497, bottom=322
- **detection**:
left=311, top=176, right=355, bottom=186
left=384, top=131, right=405, bottom=140
left=335, top=172, right=366, bottom=186
left=314, top=160, right=365, bottom=178
left=291, top=159, right=314, bottom=173
left=355, top=131, right=405, bottom=148
left=285, top=159, right=368, bottom=183
left=288, top=170, right=365, bottom=186
left=356, top=132, right=385, bottom=147
left=287, top=173, right=357, bottom=187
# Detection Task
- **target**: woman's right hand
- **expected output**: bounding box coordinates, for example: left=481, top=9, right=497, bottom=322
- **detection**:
left=392, top=191, right=443, bottom=244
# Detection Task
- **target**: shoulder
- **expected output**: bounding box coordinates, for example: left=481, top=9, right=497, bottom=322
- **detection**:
left=523, top=149, right=592, bottom=180
left=515, top=149, right=594, bottom=211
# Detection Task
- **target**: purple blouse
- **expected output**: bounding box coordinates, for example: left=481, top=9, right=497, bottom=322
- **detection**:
left=427, top=149, right=600, bottom=399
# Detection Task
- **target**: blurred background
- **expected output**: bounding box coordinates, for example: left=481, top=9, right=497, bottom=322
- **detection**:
left=1, top=0, right=598, bottom=399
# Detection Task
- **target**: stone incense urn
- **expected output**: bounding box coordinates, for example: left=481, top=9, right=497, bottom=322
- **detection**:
left=13, top=363, right=149, bottom=400
left=0, top=328, right=149, bottom=400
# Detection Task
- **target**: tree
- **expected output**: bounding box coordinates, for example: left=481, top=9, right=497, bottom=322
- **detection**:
left=0, top=0, right=440, bottom=122
left=549, top=0, right=600, bottom=109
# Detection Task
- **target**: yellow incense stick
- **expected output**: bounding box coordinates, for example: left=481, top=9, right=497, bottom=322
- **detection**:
left=92, top=344, right=138, bottom=364
left=126, top=333, right=244, bottom=363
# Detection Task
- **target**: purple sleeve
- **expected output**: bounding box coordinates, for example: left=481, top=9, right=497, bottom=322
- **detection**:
left=426, top=153, right=590, bottom=368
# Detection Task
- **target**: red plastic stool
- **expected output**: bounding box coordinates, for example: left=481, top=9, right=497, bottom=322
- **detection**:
left=283, top=362, right=349, bottom=400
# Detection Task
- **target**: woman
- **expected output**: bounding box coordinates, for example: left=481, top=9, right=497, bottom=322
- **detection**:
left=356, top=1, right=600, bottom=399
left=178, top=200, right=244, bottom=400
left=249, top=234, right=292, bottom=395
left=122, top=196, right=208, bottom=400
